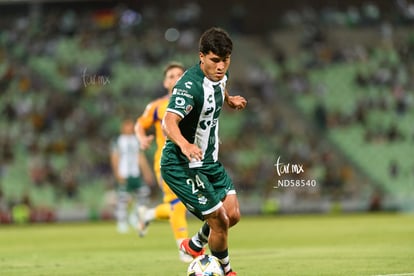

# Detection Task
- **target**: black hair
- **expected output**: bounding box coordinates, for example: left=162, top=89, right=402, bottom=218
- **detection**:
left=199, top=27, right=233, bottom=58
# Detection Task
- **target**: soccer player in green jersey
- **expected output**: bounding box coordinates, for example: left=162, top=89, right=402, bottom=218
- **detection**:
left=110, top=119, right=154, bottom=234
left=161, top=27, right=247, bottom=276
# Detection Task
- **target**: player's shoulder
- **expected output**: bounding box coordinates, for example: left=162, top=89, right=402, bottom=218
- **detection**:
left=173, top=65, right=203, bottom=101
left=151, top=95, right=170, bottom=107
left=175, top=64, right=203, bottom=88
left=142, top=95, right=168, bottom=112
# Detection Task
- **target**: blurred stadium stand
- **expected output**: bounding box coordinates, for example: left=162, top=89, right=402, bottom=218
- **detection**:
left=1, top=0, right=413, bottom=223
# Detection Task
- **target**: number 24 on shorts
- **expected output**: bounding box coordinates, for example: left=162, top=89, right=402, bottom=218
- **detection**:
left=186, top=174, right=205, bottom=194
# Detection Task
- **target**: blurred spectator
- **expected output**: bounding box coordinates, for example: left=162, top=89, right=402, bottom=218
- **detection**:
left=387, top=123, right=404, bottom=142
left=11, top=194, right=32, bottom=224
left=313, top=102, right=327, bottom=130
left=0, top=188, right=10, bottom=219
left=389, top=160, right=400, bottom=178
left=369, top=190, right=382, bottom=212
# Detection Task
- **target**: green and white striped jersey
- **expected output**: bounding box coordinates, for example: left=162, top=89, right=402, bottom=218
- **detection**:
left=161, top=64, right=228, bottom=168
left=111, top=134, right=141, bottom=178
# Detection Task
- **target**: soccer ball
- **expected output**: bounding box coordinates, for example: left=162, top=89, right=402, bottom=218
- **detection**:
left=187, top=254, right=225, bottom=276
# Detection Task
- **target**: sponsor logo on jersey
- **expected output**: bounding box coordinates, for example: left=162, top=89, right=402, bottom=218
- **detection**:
left=175, top=97, right=185, bottom=107
left=172, top=88, right=193, bottom=99
left=204, top=107, right=214, bottom=116
left=184, top=81, right=193, bottom=89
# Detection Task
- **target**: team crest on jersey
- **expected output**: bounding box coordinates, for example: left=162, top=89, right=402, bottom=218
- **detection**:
left=185, top=105, right=193, bottom=114
left=198, top=195, right=208, bottom=205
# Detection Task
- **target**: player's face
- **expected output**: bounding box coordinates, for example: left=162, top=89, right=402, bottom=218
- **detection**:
left=199, top=51, right=231, bottom=82
left=121, top=120, right=134, bottom=134
left=163, top=67, right=184, bottom=93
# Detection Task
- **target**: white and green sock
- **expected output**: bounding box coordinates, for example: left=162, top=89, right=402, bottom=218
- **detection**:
left=211, top=248, right=232, bottom=274
left=190, top=222, right=210, bottom=250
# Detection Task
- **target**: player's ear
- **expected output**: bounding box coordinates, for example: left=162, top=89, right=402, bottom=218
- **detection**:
left=199, top=52, right=205, bottom=64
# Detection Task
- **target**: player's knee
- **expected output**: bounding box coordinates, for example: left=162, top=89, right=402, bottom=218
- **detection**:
left=217, top=207, right=230, bottom=229
left=228, top=208, right=240, bottom=227
left=207, top=207, right=230, bottom=232
left=222, top=194, right=240, bottom=227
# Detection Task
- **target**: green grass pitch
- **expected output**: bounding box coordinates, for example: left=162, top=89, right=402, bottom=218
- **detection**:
left=0, top=213, right=413, bottom=275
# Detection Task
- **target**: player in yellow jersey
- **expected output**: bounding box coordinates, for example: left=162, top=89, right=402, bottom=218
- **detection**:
left=135, top=62, right=192, bottom=262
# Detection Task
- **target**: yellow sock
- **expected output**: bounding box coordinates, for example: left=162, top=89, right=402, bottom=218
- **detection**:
left=154, top=203, right=171, bottom=220
left=170, top=201, right=188, bottom=241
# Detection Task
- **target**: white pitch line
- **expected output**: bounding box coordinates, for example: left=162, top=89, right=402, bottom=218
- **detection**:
left=373, top=273, right=414, bottom=276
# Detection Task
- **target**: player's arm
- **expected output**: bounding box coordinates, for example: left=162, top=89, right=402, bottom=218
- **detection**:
left=138, top=151, right=155, bottom=186
left=134, top=120, right=154, bottom=150
left=110, top=149, right=124, bottom=184
left=135, top=103, right=156, bottom=150
left=224, top=88, right=247, bottom=110
left=162, top=111, right=203, bottom=162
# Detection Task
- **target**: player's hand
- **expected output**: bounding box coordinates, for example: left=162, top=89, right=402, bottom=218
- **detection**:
left=140, top=135, right=154, bottom=150
left=144, top=175, right=155, bottom=187
left=181, top=143, right=203, bottom=162
left=226, top=95, right=247, bottom=110
left=117, top=177, right=126, bottom=184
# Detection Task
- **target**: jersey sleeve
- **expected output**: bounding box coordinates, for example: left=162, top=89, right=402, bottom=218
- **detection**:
left=137, top=102, right=157, bottom=130
left=167, top=82, right=195, bottom=118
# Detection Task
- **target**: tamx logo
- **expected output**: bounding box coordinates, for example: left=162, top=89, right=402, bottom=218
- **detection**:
left=274, top=156, right=317, bottom=189
left=274, top=156, right=304, bottom=176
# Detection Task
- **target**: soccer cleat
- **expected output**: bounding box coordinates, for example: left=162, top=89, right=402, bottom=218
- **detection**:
left=179, top=250, right=194, bottom=263
left=179, top=238, right=205, bottom=259
left=137, top=206, right=149, bottom=237
left=226, top=271, right=237, bottom=276
left=117, top=222, right=129, bottom=234
left=137, top=220, right=149, bottom=237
